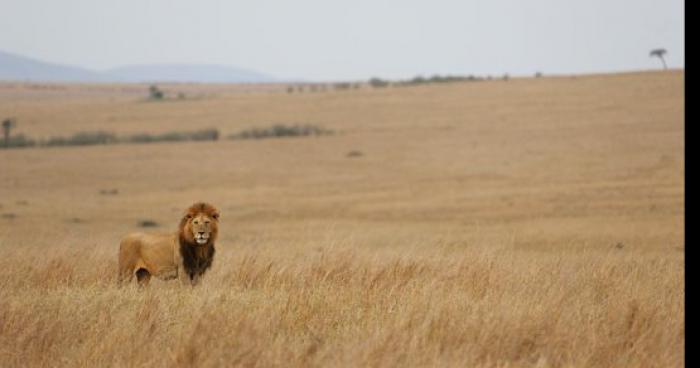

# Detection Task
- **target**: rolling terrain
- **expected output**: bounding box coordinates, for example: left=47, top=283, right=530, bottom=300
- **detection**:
left=0, top=71, right=685, bottom=367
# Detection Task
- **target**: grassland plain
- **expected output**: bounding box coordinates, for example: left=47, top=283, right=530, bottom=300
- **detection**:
left=0, top=71, right=684, bottom=367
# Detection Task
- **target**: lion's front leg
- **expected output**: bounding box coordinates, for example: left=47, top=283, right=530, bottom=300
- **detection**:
left=177, top=266, right=193, bottom=286
left=190, top=272, right=203, bottom=286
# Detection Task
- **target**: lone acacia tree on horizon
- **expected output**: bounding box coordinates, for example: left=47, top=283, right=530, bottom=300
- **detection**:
left=649, top=48, right=668, bottom=70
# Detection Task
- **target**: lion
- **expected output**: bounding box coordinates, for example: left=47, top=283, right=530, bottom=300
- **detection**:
left=118, top=202, right=220, bottom=286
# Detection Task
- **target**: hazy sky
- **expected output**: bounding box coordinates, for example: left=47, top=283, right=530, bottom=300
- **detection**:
left=0, top=0, right=684, bottom=81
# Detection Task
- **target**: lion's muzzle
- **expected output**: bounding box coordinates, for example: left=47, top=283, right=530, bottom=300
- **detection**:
left=194, top=232, right=210, bottom=244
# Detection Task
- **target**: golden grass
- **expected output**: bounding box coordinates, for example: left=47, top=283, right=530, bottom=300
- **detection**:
left=0, top=242, right=684, bottom=367
left=0, top=71, right=684, bottom=367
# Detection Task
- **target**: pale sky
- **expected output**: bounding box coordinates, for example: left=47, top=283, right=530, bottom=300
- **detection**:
left=0, top=0, right=684, bottom=81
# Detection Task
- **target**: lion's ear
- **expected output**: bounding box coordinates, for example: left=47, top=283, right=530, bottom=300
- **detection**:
left=184, top=213, right=193, bottom=220
left=212, top=212, right=220, bottom=220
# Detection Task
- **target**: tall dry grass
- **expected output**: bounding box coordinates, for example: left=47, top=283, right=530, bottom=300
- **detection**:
left=0, top=71, right=684, bottom=366
left=0, top=241, right=683, bottom=367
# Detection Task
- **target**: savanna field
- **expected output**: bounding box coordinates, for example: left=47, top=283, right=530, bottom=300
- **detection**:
left=0, top=71, right=684, bottom=367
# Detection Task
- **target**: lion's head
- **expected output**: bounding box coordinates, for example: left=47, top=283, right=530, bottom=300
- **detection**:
left=178, top=202, right=220, bottom=246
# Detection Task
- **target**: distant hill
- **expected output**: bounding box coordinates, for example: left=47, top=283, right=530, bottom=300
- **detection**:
left=0, top=50, right=108, bottom=82
left=0, top=50, right=274, bottom=83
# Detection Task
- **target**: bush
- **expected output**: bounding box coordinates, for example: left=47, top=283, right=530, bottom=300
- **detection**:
left=123, top=129, right=219, bottom=144
left=44, top=131, right=117, bottom=147
left=391, top=74, right=476, bottom=87
left=333, top=82, right=352, bottom=91
left=36, top=129, right=219, bottom=148
left=138, top=220, right=159, bottom=227
left=369, top=78, right=390, bottom=88
left=1, top=134, right=36, bottom=149
left=149, top=85, right=164, bottom=100
left=229, top=124, right=333, bottom=140
left=189, top=129, right=219, bottom=141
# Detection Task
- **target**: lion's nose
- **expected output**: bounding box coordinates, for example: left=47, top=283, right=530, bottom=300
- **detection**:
left=198, top=231, right=205, bottom=235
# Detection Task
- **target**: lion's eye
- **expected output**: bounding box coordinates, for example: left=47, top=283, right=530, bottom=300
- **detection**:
left=193, top=220, right=199, bottom=225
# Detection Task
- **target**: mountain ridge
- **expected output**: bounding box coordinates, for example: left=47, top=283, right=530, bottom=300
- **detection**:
left=0, top=50, right=275, bottom=83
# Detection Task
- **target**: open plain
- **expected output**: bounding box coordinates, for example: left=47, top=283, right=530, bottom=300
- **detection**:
left=0, top=71, right=685, bottom=367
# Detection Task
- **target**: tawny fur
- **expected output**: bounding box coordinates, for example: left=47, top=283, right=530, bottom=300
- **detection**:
left=118, top=202, right=219, bottom=286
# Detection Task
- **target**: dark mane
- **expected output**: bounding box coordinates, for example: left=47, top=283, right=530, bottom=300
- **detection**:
left=177, top=202, right=219, bottom=281
left=179, top=235, right=215, bottom=280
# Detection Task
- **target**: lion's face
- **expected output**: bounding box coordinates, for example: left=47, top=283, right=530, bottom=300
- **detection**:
left=180, top=203, right=220, bottom=246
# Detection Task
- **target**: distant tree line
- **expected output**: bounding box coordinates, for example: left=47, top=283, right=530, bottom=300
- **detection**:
left=229, top=124, right=333, bottom=140
left=287, top=82, right=361, bottom=94
left=1, top=119, right=334, bottom=150
left=284, top=72, right=534, bottom=94
left=367, top=73, right=516, bottom=88
left=0, top=121, right=220, bottom=150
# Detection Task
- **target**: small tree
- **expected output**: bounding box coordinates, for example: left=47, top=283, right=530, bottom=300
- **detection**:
left=649, top=48, right=668, bottom=70
left=2, top=118, right=15, bottom=148
left=149, top=85, right=164, bottom=100
left=369, top=77, right=389, bottom=88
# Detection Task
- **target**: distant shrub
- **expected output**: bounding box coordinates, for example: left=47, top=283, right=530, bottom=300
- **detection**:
left=125, top=133, right=158, bottom=143
left=45, top=131, right=117, bottom=147
left=149, top=85, right=164, bottom=100
left=2, top=127, right=223, bottom=150
left=138, top=220, right=159, bottom=228
left=2, top=134, right=36, bottom=149
left=1, top=118, right=36, bottom=149
left=333, top=82, right=353, bottom=91
left=229, top=124, right=333, bottom=140
left=411, top=75, right=427, bottom=84
left=391, top=74, right=478, bottom=87
left=190, top=129, right=219, bottom=141
left=34, top=129, right=219, bottom=148
left=124, top=129, right=219, bottom=144
left=369, top=78, right=390, bottom=88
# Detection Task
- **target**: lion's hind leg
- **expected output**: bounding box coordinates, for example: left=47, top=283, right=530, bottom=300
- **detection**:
left=118, top=237, right=141, bottom=286
left=118, top=268, right=134, bottom=286
left=117, top=257, right=136, bottom=286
